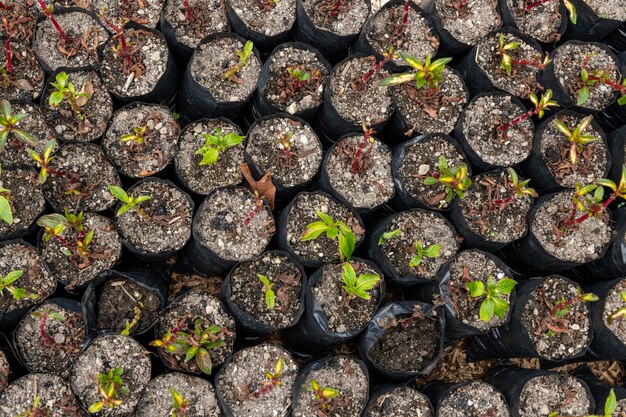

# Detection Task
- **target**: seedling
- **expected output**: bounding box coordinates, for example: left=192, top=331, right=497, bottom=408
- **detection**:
left=319, top=0, right=349, bottom=18
left=300, top=211, right=356, bottom=261
left=467, top=276, right=517, bottom=322
left=169, top=388, right=190, bottom=417
left=48, top=71, right=93, bottom=120
left=607, top=291, right=626, bottom=325
left=150, top=317, right=229, bottom=375
left=88, top=367, right=129, bottom=413
left=36, top=0, right=70, bottom=43
left=28, top=139, right=57, bottom=183
left=108, top=185, right=152, bottom=220
left=120, top=125, right=148, bottom=145
left=195, top=127, right=245, bottom=166
left=341, top=261, right=381, bottom=301
left=37, top=210, right=95, bottom=258
left=121, top=300, right=144, bottom=336
left=380, top=53, right=451, bottom=92
left=489, top=168, right=537, bottom=210
left=0, top=100, right=37, bottom=149
left=98, top=9, right=133, bottom=69
left=395, top=0, right=411, bottom=37
left=252, top=356, right=287, bottom=397
left=497, top=89, right=559, bottom=133
left=2, top=17, right=12, bottom=75
left=14, top=396, right=50, bottom=417
left=0, top=165, right=12, bottom=225
left=548, top=388, right=616, bottom=417
left=257, top=274, right=276, bottom=310
left=423, top=156, right=472, bottom=205
left=356, top=47, right=398, bottom=90
left=409, top=240, right=441, bottom=268
left=549, top=289, right=599, bottom=318
left=223, top=41, right=254, bottom=80
left=286, top=66, right=320, bottom=91
left=350, top=121, right=375, bottom=175
left=553, top=115, right=598, bottom=166
left=496, top=34, right=549, bottom=76
left=0, top=269, right=37, bottom=301
left=378, top=228, right=400, bottom=245
left=275, top=131, right=297, bottom=162
left=577, top=62, right=626, bottom=106
left=31, top=308, right=66, bottom=347
left=525, top=0, right=577, bottom=24
left=307, top=379, right=340, bottom=414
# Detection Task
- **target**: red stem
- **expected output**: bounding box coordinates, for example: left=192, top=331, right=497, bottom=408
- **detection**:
left=3, top=21, right=11, bottom=74
left=327, top=0, right=345, bottom=17
left=242, top=200, right=261, bottom=226
left=511, top=58, right=545, bottom=70
left=350, top=132, right=372, bottom=174
left=357, top=56, right=392, bottom=90
left=99, top=14, right=132, bottom=67
left=549, top=296, right=579, bottom=316
left=525, top=0, right=552, bottom=10
left=38, top=314, right=54, bottom=346
left=497, top=109, right=538, bottom=132
left=588, top=75, right=626, bottom=95
left=570, top=195, right=616, bottom=226
left=395, top=0, right=410, bottom=37
left=37, top=0, right=69, bottom=43
left=0, top=2, right=6, bottom=9
left=182, top=0, right=193, bottom=21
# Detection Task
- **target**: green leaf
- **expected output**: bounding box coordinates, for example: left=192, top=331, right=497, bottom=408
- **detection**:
left=258, top=274, right=270, bottom=286
left=12, top=129, right=38, bottom=146
left=354, top=273, right=381, bottom=293
left=195, top=348, right=213, bottom=375
left=378, top=228, right=400, bottom=245
left=36, top=213, right=67, bottom=230
left=266, top=288, right=275, bottom=309
left=88, top=402, right=105, bottom=413
left=55, top=71, right=68, bottom=87
left=0, top=195, right=12, bottom=225
left=338, top=230, right=356, bottom=261
left=0, top=100, right=10, bottom=118
left=108, top=185, right=130, bottom=203
left=199, top=147, right=220, bottom=165
left=605, top=389, right=617, bottom=416
left=134, top=195, right=152, bottom=204
left=184, top=345, right=199, bottom=363
left=49, top=312, right=66, bottom=321
left=116, top=205, right=132, bottom=217
left=399, top=52, right=423, bottom=70
left=577, top=86, right=590, bottom=106
left=48, top=91, right=64, bottom=107
left=617, top=95, right=626, bottom=106
left=492, top=296, right=509, bottom=319
left=223, top=133, right=245, bottom=148
left=467, top=281, right=486, bottom=297
left=316, top=211, right=334, bottom=226
left=422, top=244, right=441, bottom=258
left=3, top=270, right=23, bottom=285
left=480, top=298, right=496, bottom=322
left=341, top=262, right=357, bottom=288
left=564, top=0, right=577, bottom=24
left=300, top=221, right=329, bottom=241
left=379, top=73, right=415, bottom=86
left=10, top=287, right=26, bottom=300
left=495, top=277, right=517, bottom=295
left=409, top=254, right=423, bottom=267
left=423, top=177, right=439, bottom=185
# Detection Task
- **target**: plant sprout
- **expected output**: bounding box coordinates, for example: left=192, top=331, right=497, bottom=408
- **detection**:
left=356, top=47, right=398, bottom=90
left=380, top=53, right=451, bottom=91
left=608, top=292, right=626, bottom=325
left=307, top=380, right=340, bottom=413
left=300, top=211, right=356, bottom=262
left=195, top=128, right=245, bottom=166
left=553, top=115, right=598, bottom=166
left=350, top=121, right=375, bottom=175
left=32, top=308, right=66, bottom=347
left=28, top=139, right=57, bottom=183
left=257, top=274, right=276, bottom=310
left=121, top=300, right=144, bottom=336
left=423, top=156, right=472, bottom=205
left=0, top=269, right=37, bottom=301
left=120, top=126, right=147, bottom=145
left=409, top=240, right=441, bottom=268
left=378, top=228, right=400, bottom=246
left=14, top=395, right=50, bottom=417
left=578, top=63, right=626, bottom=106
left=341, top=262, right=380, bottom=301
left=489, top=168, right=537, bottom=210
left=467, top=276, right=517, bottom=322
left=223, top=41, right=254, bottom=80
left=0, top=166, right=11, bottom=225
left=48, top=71, right=93, bottom=119
left=550, top=289, right=599, bottom=318
left=88, top=367, right=129, bottom=413
left=36, top=0, right=70, bottom=42
left=37, top=210, right=95, bottom=258
left=497, top=89, right=559, bottom=133
left=497, top=34, right=521, bottom=76
left=108, top=185, right=152, bottom=219
left=0, top=99, right=37, bottom=148
left=287, top=67, right=314, bottom=83
left=252, top=356, right=287, bottom=397
left=169, top=388, right=190, bottom=417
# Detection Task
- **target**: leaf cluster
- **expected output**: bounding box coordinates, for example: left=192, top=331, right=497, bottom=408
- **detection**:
left=498, top=34, right=521, bottom=77
left=0, top=100, right=37, bottom=148
left=380, top=53, right=451, bottom=91
left=424, top=156, right=472, bottom=204
left=108, top=185, right=152, bottom=218
left=0, top=269, right=37, bottom=301
left=507, top=168, right=538, bottom=199
left=28, top=139, right=57, bottom=184
left=341, top=262, right=380, bottom=301
left=257, top=274, right=276, bottom=310
left=529, top=89, right=559, bottom=119
left=553, top=115, right=598, bottom=165
left=409, top=240, right=441, bottom=268
left=169, top=388, right=190, bottom=417
left=48, top=72, right=93, bottom=115
left=88, top=367, right=129, bottom=413
left=301, top=211, right=356, bottom=262
left=195, top=127, right=245, bottom=166
left=120, top=126, right=147, bottom=145
left=223, top=41, right=254, bottom=80
left=467, top=276, right=517, bottom=322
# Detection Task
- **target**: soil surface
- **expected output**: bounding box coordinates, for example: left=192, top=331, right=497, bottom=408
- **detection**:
left=103, top=103, right=178, bottom=178
left=0, top=168, right=45, bottom=238
left=116, top=179, right=193, bottom=255
left=438, top=381, right=509, bottom=417
left=191, top=36, right=262, bottom=103
left=0, top=39, right=44, bottom=101
left=176, top=118, right=245, bottom=195
left=364, top=386, right=433, bottom=417
left=0, top=1, right=37, bottom=44
left=325, top=135, right=394, bottom=210
left=195, top=186, right=275, bottom=261
left=94, top=0, right=164, bottom=28
left=0, top=349, right=7, bottom=391
left=521, top=276, right=591, bottom=360
left=505, top=0, right=561, bottom=43
left=0, top=103, right=56, bottom=167
left=227, top=0, right=296, bottom=36
left=217, top=344, right=298, bottom=417
left=163, top=0, right=229, bottom=48
left=70, top=334, right=151, bottom=416
left=434, top=0, right=500, bottom=46
left=604, top=279, right=626, bottom=347
left=302, top=0, right=369, bottom=35
left=583, top=0, right=626, bottom=21
left=518, top=374, right=591, bottom=417
left=228, top=251, right=303, bottom=329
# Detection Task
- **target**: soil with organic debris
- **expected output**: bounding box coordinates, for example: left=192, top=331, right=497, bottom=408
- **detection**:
left=325, top=135, right=395, bottom=209
left=604, top=278, right=626, bottom=346
left=94, top=0, right=165, bottom=28
left=103, top=103, right=178, bottom=178
left=0, top=168, right=45, bottom=238
left=433, top=0, right=500, bottom=46
left=15, top=301, right=85, bottom=377
left=0, top=103, right=56, bottom=167
left=116, top=179, right=193, bottom=255
left=364, top=386, right=433, bottom=417
left=175, top=118, right=245, bottom=195
left=190, top=36, right=262, bottom=103
left=227, top=0, right=296, bottom=36
left=195, top=186, right=275, bottom=261
left=438, top=381, right=509, bottom=417
left=0, top=0, right=37, bottom=44
left=0, top=38, right=44, bottom=101
left=582, top=0, right=626, bottom=21
left=303, top=0, right=370, bottom=35
left=217, top=344, right=298, bottom=417
left=163, top=0, right=229, bottom=48
left=228, top=252, right=303, bottom=329
left=505, top=0, right=562, bottom=43
left=517, top=374, right=592, bottom=417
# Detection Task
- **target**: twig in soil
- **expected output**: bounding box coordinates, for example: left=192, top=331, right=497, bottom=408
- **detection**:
left=97, top=9, right=133, bottom=69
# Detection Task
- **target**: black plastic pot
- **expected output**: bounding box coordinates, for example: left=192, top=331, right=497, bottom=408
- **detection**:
left=604, top=22, right=626, bottom=54
left=422, top=380, right=512, bottom=415
left=0, top=167, right=45, bottom=242
left=607, top=125, right=626, bottom=184
left=572, top=367, right=626, bottom=415
left=562, top=0, right=624, bottom=42
left=595, top=51, right=626, bottom=132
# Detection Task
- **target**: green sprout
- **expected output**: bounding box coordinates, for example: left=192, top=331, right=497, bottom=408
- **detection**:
left=252, top=356, right=287, bottom=397
left=0, top=99, right=37, bottom=148
left=0, top=165, right=12, bottom=225
left=48, top=71, right=93, bottom=118
left=341, top=262, right=381, bottom=301
left=497, top=89, right=559, bottom=134
left=300, top=211, right=356, bottom=262
left=28, top=139, right=57, bottom=183
left=423, top=156, right=472, bottom=205
left=223, top=40, right=254, bottom=80
left=13, top=395, right=50, bottom=417
left=88, top=367, right=129, bottom=413
left=195, top=127, right=245, bottom=166
left=120, top=125, right=147, bottom=145
left=497, top=34, right=521, bottom=76
left=0, top=269, right=37, bottom=301
left=257, top=274, right=276, bottom=310
left=548, top=388, right=615, bottom=417
left=409, top=240, right=441, bottom=268
left=378, top=228, right=400, bottom=246
left=379, top=53, right=452, bottom=91
left=578, top=65, right=626, bottom=106
left=287, top=67, right=313, bottom=82
left=608, top=291, right=626, bottom=325
left=466, top=276, right=517, bottom=322
left=489, top=168, right=537, bottom=210
left=32, top=308, right=66, bottom=347
left=37, top=210, right=94, bottom=258
left=108, top=185, right=152, bottom=219
left=553, top=115, right=599, bottom=166
left=169, top=388, right=190, bottom=417
left=307, top=379, right=340, bottom=413
left=550, top=289, right=599, bottom=318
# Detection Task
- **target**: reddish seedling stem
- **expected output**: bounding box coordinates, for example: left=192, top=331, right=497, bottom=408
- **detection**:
left=0, top=2, right=6, bottom=9
left=588, top=74, right=626, bottom=95
left=99, top=14, right=132, bottom=67
left=38, top=313, right=54, bottom=346
left=358, top=56, right=393, bottom=90
left=182, top=0, right=193, bottom=21
left=565, top=194, right=616, bottom=227
left=549, top=295, right=581, bottom=316
left=497, top=108, right=538, bottom=132
left=395, top=0, right=410, bottom=36
left=242, top=198, right=263, bottom=226
left=525, top=0, right=552, bottom=10
left=327, top=0, right=345, bottom=17
left=511, top=58, right=546, bottom=69
left=37, top=0, right=69, bottom=43
left=3, top=19, right=11, bottom=74
left=350, top=129, right=373, bottom=174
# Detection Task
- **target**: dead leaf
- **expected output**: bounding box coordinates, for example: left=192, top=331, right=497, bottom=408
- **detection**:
left=14, top=79, right=34, bottom=91
left=240, top=163, right=276, bottom=210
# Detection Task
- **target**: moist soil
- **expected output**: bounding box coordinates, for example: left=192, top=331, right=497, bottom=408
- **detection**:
left=391, top=67, right=467, bottom=136
left=438, top=381, right=509, bottom=417
left=475, top=32, right=543, bottom=98
left=102, top=103, right=178, bottom=178
left=246, top=116, right=322, bottom=189
left=325, top=135, right=394, bottom=210
left=445, top=250, right=513, bottom=331
left=163, top=0, right=229, bottom=49
left=70, top=334, right=152, bottom=416
left=369, top=308, right=440, bottom=373
left=0, top=349, right=7, bottom=391
left=328, top=55, right=393, bottom=126
left=540, top=113, right=608, bottom=188
left=0, top=373, right=83, bottom=417
left=217, top=344, right=298, bottom=417
left=227, top=0, right=296, bottom=36
left=175, top=118, right=245, bottom=195
left=228, top=251, right=303, bottom=329
left=42, top=70, right=113, bottom=142
left=190, top=36, right=262, bottom=103
left=0, top=38, right=44, bottom=101
left=521, top=276, right=591, bottom=360
left=302, top=0, right=369, bottom=36
left=154, top=291, right=236, bottom=374
left=15, top=301, right=86, bottom=377
left=378, top=209, right=459, bottom=280
left=518, top=374, right=592, bottom=417
left=135, top=372, right=221, bottom=417
left=0, top=242, right=55, bottom=315
left=285, top=191, right=365, bottom=264
left=292, top=356, right=368, bottom=417
left=433, top=0, right=500, bottom=46
left=364, top=4, right=438, bottom=66
left=583, top=0, right=626, bottom=21
left=33, top=10, right=108, bottom=71
left=95, top=276, right=162, bottom=334
left=603, top=279, right=626, bottom=347
left=0, top=1, right=37, bottom=44
left=94, top=0, right=164, bottom=28
left=531, top=191, right=613, bottom=263
left=195, top=187, right=275, bottom=261
left=0, top=103, right=56, bottom=167
left=116, top=179, right=193, bottom=255
left=43, top=142, right=122, bottom=212
left=364, top=386, right=433, bottom=417
left=397, top=134, right=467, bottom=210
left=505, top=0, right=562, bottom=43
left=553, top=43, right=619, bottom=111
left=40, top=212, right=122, bottom=288
left=0, top=168, right=45, bottom=238
left=314, top=261, right=382, bottom=333
left=263, top=46, right=329, bottom=114
left=100, top=28, right=169, bottom=99
left=458, top=169, right=533, bottom=244
left=459, top=93, right=533, bottom=167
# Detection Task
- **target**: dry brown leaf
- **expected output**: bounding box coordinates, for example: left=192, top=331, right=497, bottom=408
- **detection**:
left=240, top=163, right=276, bottom=210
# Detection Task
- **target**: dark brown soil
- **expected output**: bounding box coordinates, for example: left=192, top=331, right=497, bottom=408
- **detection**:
left=438, top=382, right=509, bottom=417
left=95, top=0, right=164, bottom=28
left=364, top=386, right=433, bottom=417
left=302, top=0, right=369, bottom=36
left=163, top=0, right=229, bottom=49
left=0, top=1, right=37, bottom=44
left=0, top=168, right=45, bottom=239
left=227, top=0, right=296, bottom=36
left=518, top=374, right=592, bottom=417
left=433, top=0, right=500, bottom=46
left=604, top=278, right=626, bottom=346
left=0, top=38, right=44, bottom=101
left=505, top=0, right=561, bottom=43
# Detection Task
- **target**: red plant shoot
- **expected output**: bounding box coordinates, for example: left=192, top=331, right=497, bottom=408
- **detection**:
left=2, top=18, right=11, bottom=74
left=497, top=89, right=558, bottom=133
left=327, top=0, right=346, bottom=17
left=395, top=0, right=410, bottom=37
left=182, top=0, right=193, bottom=21
left=350, top=121, right=375, bottom=175
left=525, top=0, right=551, bottom=10
left=0, top=2, right=5, bottom=9
left=356, top=47, right=397, bottom=90
left=242, top=192, right=263, bottom=226
left=36, top=0, right=69, bottom=43
left=98, top=11, right=132, bottom=67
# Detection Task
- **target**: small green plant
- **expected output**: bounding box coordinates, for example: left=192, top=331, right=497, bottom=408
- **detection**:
left=0, top=99, right=37, bottom=148
left=287, top=67, right=313, bottom=83
left=379, top=53, right=452, bottom=91
left=88, top=367, right=129, bottom=413
left=257, top=274, right=276, bottom=310
left=48, top=71, right=93, bottom=119
left=497, top=34, right=521, bottom=76
left=497, top=89, right=559, bottom=134
left=13, top=395, right=50, bottom=417
left=0, top=166, right=12, bottom=225
left=578, top=64, right=626, bottom=106
left=553, top=115, right=598, bottom=166
left=341, top=262, right=380, bottom=301
left=223, top=41, right=254, bottom=80
left=378, top=228, right=400, bottom=245
left=467, top=276, right=518, bottom=322
left=252, top=356, right=287, bottom=397
left=0, top=269, right=37, bottom=301
left=608, top=291, right=626, bottom=325
left=423, top=156, right=472, bottom=205
left=120, top=125, right=147, bottom=145
left=300, top=211, right=356, bottom=262
left=169, top=388, right=190, bottom=417
left=121, top=300, right=144, bottom=336
left=489, top=168, right=537, bottom=210
left=195, top=127, right=245, bottom=166
left=356, top=47, right=398, bottom=90
left=32, top=307, right=66, bottom=347
left=37, top=210, right=94, bottom=258
left=307, top=379, right=340, bottom=414
left=409, top=240, right=441, bottom=268
left=108, top=185, right=152, bottom=219
left=550, top=289, right=599, bottom=318
left=28, top=139, right=57, bottom=183
left=548, top=388, right=615, bottom=417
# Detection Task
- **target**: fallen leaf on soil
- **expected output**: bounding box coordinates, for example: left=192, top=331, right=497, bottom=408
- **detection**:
left=240, top=163, right=276, bottom=210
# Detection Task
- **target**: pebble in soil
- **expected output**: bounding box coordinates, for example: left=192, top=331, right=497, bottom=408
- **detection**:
left=0, top=38, right=45, bottom=101
left=438, top=381, right=510, bottom=417
left=364, top=386, right=433, bottom=417
left=505, top=0, right=562, bottom=43
left=0, top=168, right=45, bottom=239
left=302, top=0, right=370, bottom=36
left=518, top=373, right=592, bottom=417
left=227, top=0, right=296, bottom=37
left=162, top=0, right=230, bottom=49
left=433, top=0, right=500, bottom=46
left=0, top=103, right=56, bottom=167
